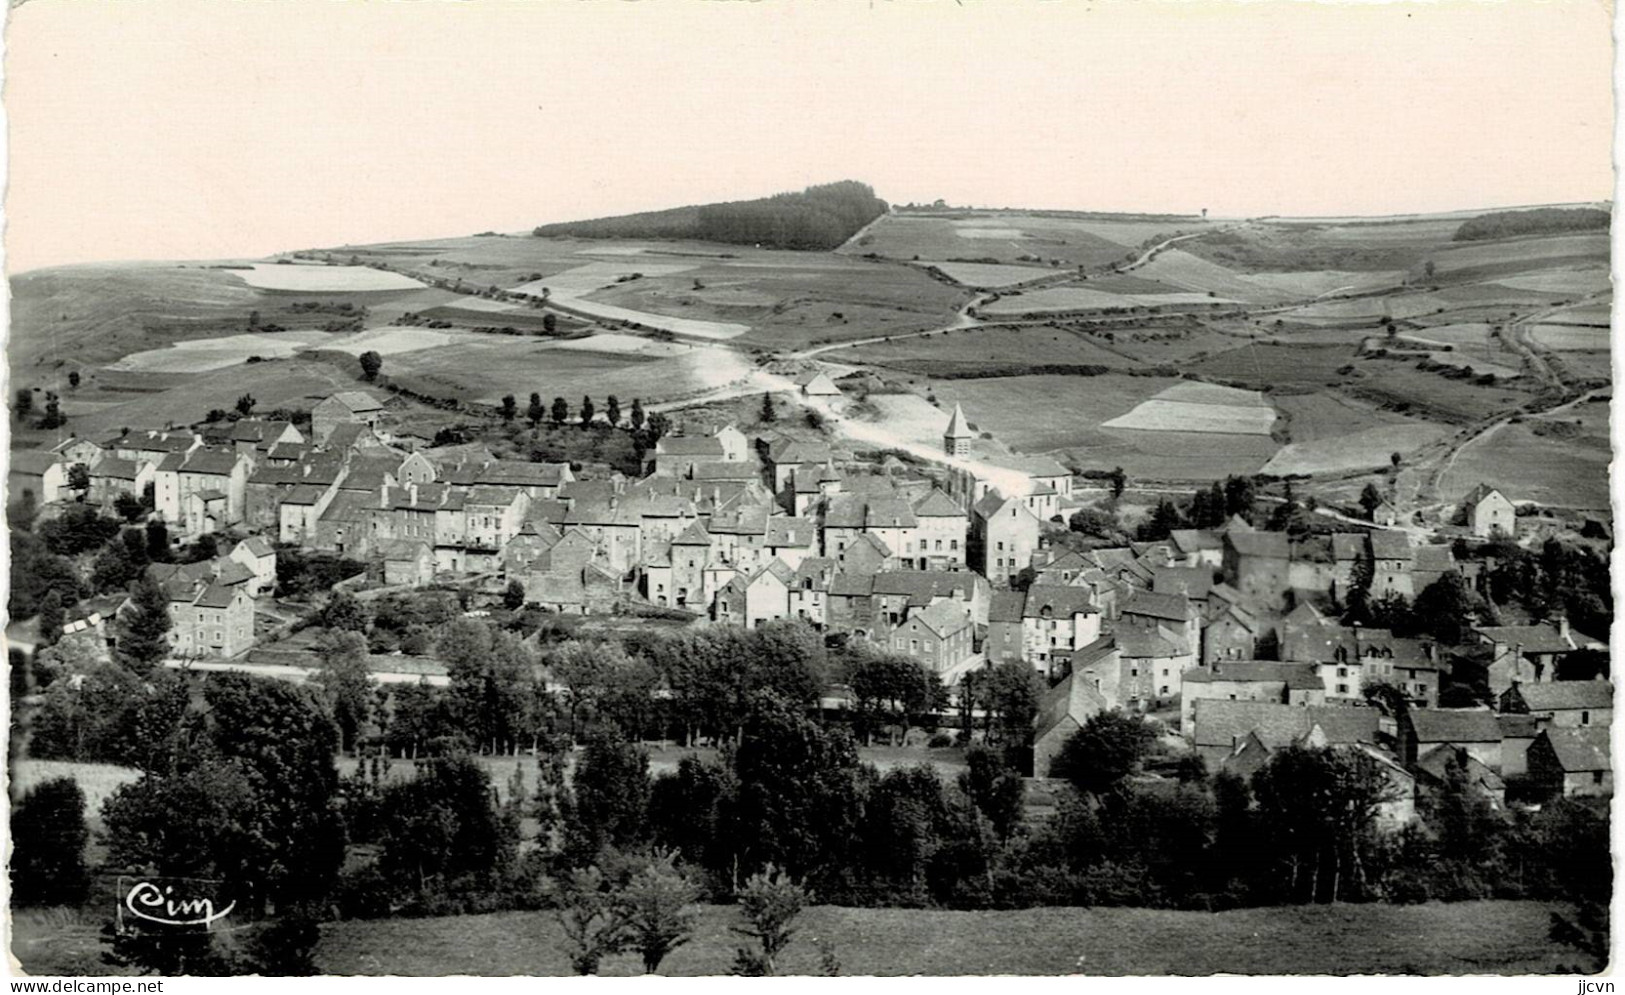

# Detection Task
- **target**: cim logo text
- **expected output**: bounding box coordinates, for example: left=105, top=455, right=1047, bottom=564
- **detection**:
left=122, top=880, right=236, bottom=928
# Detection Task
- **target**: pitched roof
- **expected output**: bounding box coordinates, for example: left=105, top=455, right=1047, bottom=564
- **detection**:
left=1034, top=670, right=1109, bottom=743
left=237, top=536, right=274, bottom=557
left=1191, top=699, right=1379, bottom=750
left=1023, top=584, right=1097, bottom=619
left=1412, top=545, right=1456, bottom=574
left=765, top=517, right=817, bottom=549
left=1474, top=623, right=1591, bottom=654
left=1332, top=533, right=1368, bottom=561
left=1415, top=744, right=1507, bottom=792
left=1464, top=483, right=1505, bottom=506
left=872, top=570, right=978, bottom=606
left=944, top=403, right=973, bottom=440
left=658, top=435, right=727, bottom=457
left=1121, top=589, right=1195, bottom=623
left=865, top=498, right=918, bottom=530
left=1539, top=726, right=1611, bottom=773
left=910, top=599, right=973, bottom=636
left=180, top=448, right=241, bottom=476
left=1185, top=661, right=1320, bottom=689
left=672, top=521, right=712, bottom=545
left=9, top=450, right=64, bottom=476
left=790, top=557, right=837, bottom=591
left=829, top=572, right=875, bottom=597
left=913, top=489, right=963, bottom=518
left=1513, top=680, right=1614, bottom=712
left=1169, top=528, right=1223, bottom=554
left=1368, top=530, right=1413, bottom=561
left=380, top=538, right=432, bottom=560
left=1226, top=530, right=1289, bottom=559
left=1496, top=713, right=1540, bottom=739
left=326, top=390, right=383, bottom=413
left=1116, top=625, right=1188, bottom=659
left=89, top=457, right=142, bottom=480
left=191, top=580, right=242, bottom=609
left=1407, top=708, right=1502, bottom=744
left=1151, top=566, right=1213, bottom=601
left=989, top=590, right=1027, bottom=624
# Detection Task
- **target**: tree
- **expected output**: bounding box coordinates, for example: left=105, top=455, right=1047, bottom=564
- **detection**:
left=617, top=852, right=700, bottom=974
left=958, top=744, right=1025, bottom=839
left=375, top=755, right=516, bottom=899
left=630, top=398, right=646, bottom=432
left=605, top=395, right=621, bottom=428
left=526, top=392, right=544, bottom=428
left=503, top=579, right=526, bottom=611
left=645, top=411, right=671, bottom=443
left=120, top=572, right=173, bottom=675
left=114, top=492, right=147, bottom=523
left=500, top=395, right=517, bottom=423
left=543, top=313, right=558, bottom=334
left=322, top=590, right=370, bottom=632
left=555, top=867, right=630, bottom=975
left=1251, top=745, right=1394, bottom=903
left=37, top=589, right=64, bottom=648
left=730, top=867, right=807, bottom=976
left=68, top=370, right=81, bottom=389
left=759, top=392, right=777, bottom=423
left=358, top=350, right=383, bottom=382
left=311, top=630, right=375, bottom=754
left=580, top=395, right=596, bottom=429
left=37, top=391, right=65, bottom=429
left=1390, top=451, right=1402, bottom=469
left=145, top=519, right=171, bottom=563
left=235, top=393, right=256, bottom=417
left=564, top=733, right=652, bottom=863
left=1052, top=711, right=1155, bottom=795
left=551, top=396, right=570, bottom=426
left=1411, top=572, right=1480, bottom=645
left=1359, top=483, right=1384, bottom=520
left=1108, top=466, right=1127, bottom=499
left=1136, top=498, right=1185, bottom=542
left=15, top=387, right=32, bottom=419
left=11, top=776, right=91, bottom=907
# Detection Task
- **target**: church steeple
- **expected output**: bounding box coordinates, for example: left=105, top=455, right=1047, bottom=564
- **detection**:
left=944, top=403, right=972, bottom=456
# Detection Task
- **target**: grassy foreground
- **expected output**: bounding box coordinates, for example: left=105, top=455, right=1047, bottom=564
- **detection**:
left=11, top=900, right=1578, bottom=976
left=316, top=901, right=1571, bottom=976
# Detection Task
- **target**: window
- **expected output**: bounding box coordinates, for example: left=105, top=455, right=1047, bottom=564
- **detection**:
left=1581, top=710, right=1590, bottom=726
left=1336, top=683, right=1348, bottom=694
left=910, top=639, right=920, bottom=653
left=1160, top=685, right=1169, bottom=696
left=1417, top=683, right=1428, bottom=695
left=996, top=541, right=1005, bottom=551
left=1130, top=667, right=1139, bottom=677
left=935, top=539, right=942, bottom=551
left=1594, top=771, right=1605, bottom=785
left=950, top=540, right=959, bottom=551
left=1337, top=666, right=1347, bottom=678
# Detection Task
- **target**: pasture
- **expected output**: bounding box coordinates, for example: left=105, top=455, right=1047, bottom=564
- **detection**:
left=1262, top=423, right=1450, bottom=476
left=1130, top=249, right=1289, bottom=303
left=1528, top=324, right=1609, bottom=351
left=107, top=330, right=339, bottom=373
left=927, top=374, right=1180, bottom=455
left=297, top=901, right=1579, bottom=977
left=10, top=759, right=141, bottom=827
left=1189, top=343, right=1356, bottom=389
left=1437, top=419, right=1610, bottom=510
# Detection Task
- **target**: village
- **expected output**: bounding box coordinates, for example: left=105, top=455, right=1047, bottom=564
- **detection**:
left=8, top=362, right=1612, bottom=818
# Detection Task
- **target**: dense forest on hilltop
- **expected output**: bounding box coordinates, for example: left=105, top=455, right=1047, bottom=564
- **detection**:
left=532, top=181, right=888, bottom=251
left=1454, top=206, right=1609, bottom=241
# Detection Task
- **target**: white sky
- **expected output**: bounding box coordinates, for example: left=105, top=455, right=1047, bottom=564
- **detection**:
left=4, top=0, right=1615, bottom=272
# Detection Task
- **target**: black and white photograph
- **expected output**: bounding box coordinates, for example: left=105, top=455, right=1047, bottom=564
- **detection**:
left=1, top=0, right=1616, bottom=980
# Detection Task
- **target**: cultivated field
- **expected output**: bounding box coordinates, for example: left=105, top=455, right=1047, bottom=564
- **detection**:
left=383, top=337, right=754, bottom=407
left=107, top=330, right=339, bottom=372
left=1102, top=382, right=1276, bottom=436
left=979, top=286, right=1237, bottom=316
left=845, top=211, right=1217, bottom=270
left=1528, top=324, right=1609, bottom=351
left=926, top=261, right=1055, bottom=288
left=927, top=374, right=1180, bottom=455
left=232, top=264, right=426, bottom=293
left=826, top=325, right=1133, bottom=374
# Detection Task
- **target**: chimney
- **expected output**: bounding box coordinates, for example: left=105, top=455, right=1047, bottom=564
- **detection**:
left=1557, top=615, right=1570, bottom=641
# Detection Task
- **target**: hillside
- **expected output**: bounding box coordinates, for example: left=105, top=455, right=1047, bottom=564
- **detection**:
left=531, top=180, right=888, bottom=251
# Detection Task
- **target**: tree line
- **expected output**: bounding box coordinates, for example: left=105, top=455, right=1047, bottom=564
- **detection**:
left=533, top=181, right=888, bottom=252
